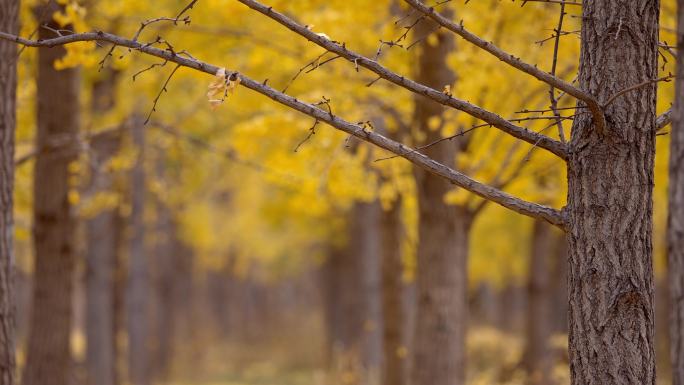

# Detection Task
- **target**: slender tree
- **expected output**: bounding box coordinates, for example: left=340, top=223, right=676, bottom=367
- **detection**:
left=22, top=3, right=80, bottom=385
left=668, top=0, right=684, bottom=382
left=523, top=220, right=559, bottom=385
left=127, top=115, right=151, bottom=385
left=380, top=199, right=408, bottom=385
left=84, top=70, right=121, bottom=385
left=0, top=0, right=18, bottom=383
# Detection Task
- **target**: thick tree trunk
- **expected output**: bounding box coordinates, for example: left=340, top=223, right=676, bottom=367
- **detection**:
left=85, top=72, right=121, bottom=385
left=523, top=220, right=556, bottom=385
left=567, top=1, right=659, bottom=384
left=126, top=116, right=150, bottom=385
left=411, top=12, right=470, bottom=385
left=22, top=4, right=80, bottom=385
left=380, top=200, right=408, bottom=385
left=0, top=0, right=18, bottom=383
left=668, top=1, right=684, bottom=382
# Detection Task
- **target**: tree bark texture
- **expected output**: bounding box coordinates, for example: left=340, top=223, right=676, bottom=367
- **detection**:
left=22, top=4, right=80, bottom=385
left=0, top=0, right=18, bottom=383
left=567, top=1, right=659, bottom=384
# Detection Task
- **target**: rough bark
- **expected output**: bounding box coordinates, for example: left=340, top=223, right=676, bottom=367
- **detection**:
left=523, top=220, right=556, bottom=385
left=0, top=0, right=17, bottom=383
left=380, top=200, right=408, bottom=385
left=126, top=116, right=150, bottom=385
left=411, top=12, right=470, bottom=385
left=567, top=1, right=659, bottom=384
left=84, top=71, right=121, bottom=385
left=668, top=1, right=684, bottom=382
left=22, top=4, right=80, bottom=385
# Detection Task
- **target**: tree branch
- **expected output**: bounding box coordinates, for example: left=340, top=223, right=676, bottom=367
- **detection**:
left=0, top=30, right=566, bottom=227
left=404, top=0, right=607, bottom=135
left=235, top=0, right=568, bottom=160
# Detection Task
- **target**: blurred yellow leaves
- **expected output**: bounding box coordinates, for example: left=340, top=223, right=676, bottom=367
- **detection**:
left=53, top=1, right=97, bottom=69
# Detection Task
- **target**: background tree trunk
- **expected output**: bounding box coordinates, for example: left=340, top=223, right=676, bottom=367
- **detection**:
left=84, top=71, right=121, bottom=385
left=126, top=115, right=150, bottom=385
left=323, top=201, right=382, bottom=383
left=411, top=11, right=470, bottom=385
left=523, top=220, right=556, bottom=385
left=380, top=200, right=408, bottom=385
left=0, top=0, right=18, bottom=383
left=668, top=1, right=684, bottom=382
left=567, top=1, right=659, bottom=384
left=22, top=4, right=80, bottom=385
left=151, top=197, right=175, bottom=381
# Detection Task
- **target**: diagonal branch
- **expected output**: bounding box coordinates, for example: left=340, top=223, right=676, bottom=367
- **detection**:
left=404, top=0, right=607, bottom=135
left=0, top=29, right=566, bottom=228
left=235, top=0, right=568, bottom=160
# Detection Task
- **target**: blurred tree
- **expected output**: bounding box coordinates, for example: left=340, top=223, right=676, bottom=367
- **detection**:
left=126, top=114, right=151, bottom=385
left=83, top=68, right=121, bottom=385
left=0, top=0, right=18, bottom=383
left=522, top=220, right=561, bottom=385
left=22, top=3, right=80, bottom=385
left=409, top=11, right=469, bottom=385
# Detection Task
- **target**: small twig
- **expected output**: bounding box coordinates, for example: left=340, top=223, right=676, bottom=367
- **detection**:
left=294, top=120, right=320, bottom=152
left=603, top=74, right=674, bottom=108
left=145, top=64, right=181, bottom=124
left=132, top=59, right=167, bottom=81
left=548, top=1, right=567, bottom=143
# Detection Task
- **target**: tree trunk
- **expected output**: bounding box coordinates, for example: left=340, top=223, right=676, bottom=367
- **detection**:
left=323, top=201, right=382, bottom=382
left=668, top=1, right=684, bottom=382
left=126, top=116, right=150, bottom=385
left=0, top=0, right=18, bottom=383
left=567, top=1, right=658, bottom=384
left=84, top=71, right=121, bottom=385
left=22, top=4, right=80, bottom=385
left=380, top=200, right=408, bottom=385
left=411, top=11, right=470, bottom=385
left=151, top=199, right=175, bottom=381
left=551, top=234, right=568, bottom=335
left=523, top=220, right=556, bottom=385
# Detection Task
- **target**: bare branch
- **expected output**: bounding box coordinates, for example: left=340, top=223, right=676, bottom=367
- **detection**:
left=236, top=0, right=568, bottom=160
left=144, top=64, right=181, bottom=124
left=0, top=30, right=566, bottom=227
left=404, top=0, right=607, bottom=135
left=548, top=1, right=567, bottom=143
